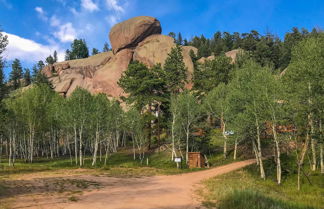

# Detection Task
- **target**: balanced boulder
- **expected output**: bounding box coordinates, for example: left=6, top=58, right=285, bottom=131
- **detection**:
left=109, top=16, right=162, bottom=54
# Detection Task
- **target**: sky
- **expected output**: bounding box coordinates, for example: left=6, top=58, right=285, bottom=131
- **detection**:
left=0, top=0, right=323, bottom=75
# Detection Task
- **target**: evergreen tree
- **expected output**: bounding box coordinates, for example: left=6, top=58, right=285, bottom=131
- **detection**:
left=176, top=32, right=183, bottom=45
left=92, top=48, right=99, bottom=55
left=118, top=61, right=168, bottom=109
left=23, top=68, right=31, bottom=86
left=45, top=55, right=55, bottom=65
left=0, top=30, right=8, bottom=101
left=65, top=49, right=71, bottom=61
left=168, top=32, right=176, bottom=40
left=103, top=42, right=110, bottom=52
left=163, top=45, right=187, bottom=94
left=53, top=50, right=58, bottom=63
left=193, top=55, right=233, bottom=94
left=9, top=59, right=23, bottom=90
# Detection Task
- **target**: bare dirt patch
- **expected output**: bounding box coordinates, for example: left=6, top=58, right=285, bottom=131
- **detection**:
left=2, top=159, right=255, bottom=209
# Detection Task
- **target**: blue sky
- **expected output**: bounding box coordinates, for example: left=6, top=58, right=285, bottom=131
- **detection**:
left=0, top=0, right=323, bottom=75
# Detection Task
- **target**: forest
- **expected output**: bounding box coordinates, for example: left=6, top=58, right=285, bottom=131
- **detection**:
left=0, top=27, right=323, bottom=208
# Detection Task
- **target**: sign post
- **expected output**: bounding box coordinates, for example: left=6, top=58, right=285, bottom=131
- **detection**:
left=174, top=157, right=182, bottom=169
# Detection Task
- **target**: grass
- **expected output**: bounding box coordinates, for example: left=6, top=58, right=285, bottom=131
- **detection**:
left=0, top=147, right=233, bottom=179
left=200, top=155, right=324, bottom=209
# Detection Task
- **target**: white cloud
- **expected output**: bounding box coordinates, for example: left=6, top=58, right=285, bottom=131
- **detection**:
left=3, top=32, right=65, bottom=63
left=53, top=23, right=77, bottom=43
left=50, top=15, right=60, bottom=27
left=35, top=6, right=48, bottom=21
left=106, top=0, right=124, bottom=13
left=81, top=0, right=99, bottom=12
left=105, top=15, right=119, bottom=26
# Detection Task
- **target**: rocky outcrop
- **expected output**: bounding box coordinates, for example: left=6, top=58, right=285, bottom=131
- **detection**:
left=92, top=49, right=134, bottom=97
left=133, top=34, right=197, bottom=79
left=109, top=16, right=162, bottom=54
left=197, top=49, right=243, bottom=64
left=43, top=16, right=198, bottom=98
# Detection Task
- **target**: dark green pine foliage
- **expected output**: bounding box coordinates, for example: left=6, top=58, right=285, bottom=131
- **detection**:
left=194, top=55, right=233, bottom=94
left=53, top=50, right=58, bottom=63
left=92, top=48, right=99, bottom=55
left=9, top=58, right=23, bottom=90
left=163, top=45, right=187, bottom=94
left=118, top=61, right=168, bottom=110
left=176, top=32, right=183, bottom=45
left=103, top=42, right=110, bottom=52
left=23, top=68, right=31, bottom=86
left=67, top=39, right=89, bottom=60
left=45, top=55, right=55, bottom=65
left=32, top=63, right=52, bottom=88
left=0, top=30, right=8, bottom=101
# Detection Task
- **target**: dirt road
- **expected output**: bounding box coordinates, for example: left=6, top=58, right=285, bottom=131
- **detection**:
left=10, top=159, right=255, bottom=209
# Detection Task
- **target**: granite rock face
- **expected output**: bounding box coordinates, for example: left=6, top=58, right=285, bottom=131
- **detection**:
left=109, top=16, right=162, bottom=54
left=43, top=16, right=198, bottom=98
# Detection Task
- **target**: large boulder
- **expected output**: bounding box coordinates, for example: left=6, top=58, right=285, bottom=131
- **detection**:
left=92, top=49, right=134, bottom=98
left=109, top=16, right=162, bottom=54
left=133, top=34, right=197, bottom=79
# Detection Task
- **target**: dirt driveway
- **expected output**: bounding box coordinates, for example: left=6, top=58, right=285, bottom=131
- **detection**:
left=8, top=159, right=255, bottom=209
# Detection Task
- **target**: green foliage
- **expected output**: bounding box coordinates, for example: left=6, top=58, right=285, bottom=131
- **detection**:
left=216, top=190, right=315, bottom=209
left=163, top=45, right=187, bottom=94
left=118, top=61, right=168, bottom=110
left=103, top=42, right=110, bottom=52
left=92, top=48, right=99, bottom=55
left=194, top=55, right=233, bottom=94
left=9, top=59, right=23, bottom=90
left=66, top=39, right=89, bottom=60
left=189, top=27, right=320, bottom=70
left=45, top=55, right=55, bottom=65
left=23, top=68, right=31, bottom=86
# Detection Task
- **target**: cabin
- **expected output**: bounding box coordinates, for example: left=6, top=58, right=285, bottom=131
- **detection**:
left=188, top=152, right=205, bottom=168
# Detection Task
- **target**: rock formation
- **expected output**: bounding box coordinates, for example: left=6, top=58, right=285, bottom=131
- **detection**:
left=44, top=16, right=198, bottom=98
left=197, top=49, right=243, bottom=64
left=109, top=16, right=162, bottom=54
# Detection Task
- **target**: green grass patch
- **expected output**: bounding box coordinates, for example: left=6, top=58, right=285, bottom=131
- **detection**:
left=200, top=156, right=324, bottom=209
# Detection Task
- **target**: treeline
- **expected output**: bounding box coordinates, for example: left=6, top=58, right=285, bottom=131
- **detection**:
left=171, top=27, right=322, bottom=70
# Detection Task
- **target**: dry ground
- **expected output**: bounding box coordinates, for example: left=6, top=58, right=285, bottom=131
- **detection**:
left=1, top=159, right=255, bottom=209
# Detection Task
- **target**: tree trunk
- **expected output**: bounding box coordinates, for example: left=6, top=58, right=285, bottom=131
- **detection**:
left=320, top=120, right=323, bottom=174
left=272, top=123, right=281, bottom=185
left=233, top=139, right=238, bottom=160
left=79, top=127, right=83, bottom=167
left=252, top=140, right=260, bottom=165
left=186, top=124, right=190, bottom=164
left=92, top=123, right=99, bottom=166
left=171, top=114, right=176, bottom=161
left=74, top=125, right=78, bottom=165
left=8, top=129, right=12, bottom=167
left=221, top=114, right=227, bottom=159
left=255, top=117, right=265, bottom=180
left=320, top=143, right=323, bottom=174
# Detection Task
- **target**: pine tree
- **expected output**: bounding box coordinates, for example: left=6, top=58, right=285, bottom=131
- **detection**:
left=53, top=50, right=58, bottom=63
left=68, top=39, right=89, bottom=60
left=163, top=45, right=187, bottom=94
left=9, top=59, right=23, bottom=90
left=23, top=68, right=31, bottom=86
left=92, top=48, right=99, bottom=55
left=0, top=30, right=8, bottom=101
left=103, top=42, right=110, bottom=52
left=177, top=32, right=183, bottom=45
left=65, top=49, right=71, bottom=61
left=45, top=55, right=55, bottom=65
